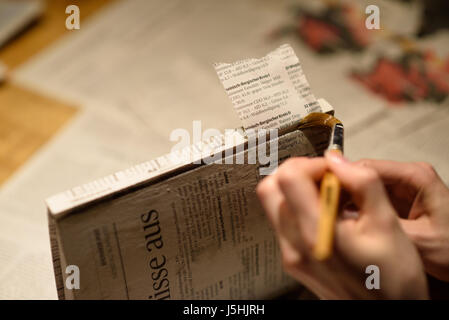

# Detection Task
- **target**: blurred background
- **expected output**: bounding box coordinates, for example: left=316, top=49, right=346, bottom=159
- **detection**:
left=0, top=0, right=447, bottom=299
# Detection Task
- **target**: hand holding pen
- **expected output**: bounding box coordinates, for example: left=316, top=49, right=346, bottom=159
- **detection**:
left=256, top=153, right=430, bottom=299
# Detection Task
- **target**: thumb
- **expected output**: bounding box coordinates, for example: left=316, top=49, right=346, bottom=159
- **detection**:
left=325, top=151, right=393, bottom=218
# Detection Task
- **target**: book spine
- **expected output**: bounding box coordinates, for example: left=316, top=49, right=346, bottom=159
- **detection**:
left=48, top=212, right=66, bottom=300
left=46, top=130, right=245, bottom=217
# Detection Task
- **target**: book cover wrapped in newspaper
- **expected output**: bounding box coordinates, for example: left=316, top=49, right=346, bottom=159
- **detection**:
left=47, top=44, right=337, bottom=299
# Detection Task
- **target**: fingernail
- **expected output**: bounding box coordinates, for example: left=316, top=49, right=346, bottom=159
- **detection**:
left=325, top=150, right=347, bottom=164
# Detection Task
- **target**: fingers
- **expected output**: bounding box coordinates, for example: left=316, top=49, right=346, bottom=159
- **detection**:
left=257, top=174, right=306, bottom=267
left=257, top=157, right=327, bottom=250
left=276, top=157, right=328, bottom=246
left=257, top=156, right=431, bottom=299
left=276, top=157, right=327, bottom=214
left=257, top=175, right=302, bottom=246
left=398, top=216, right=433, bottom=244
left=326, top=152, right=393, bottom=220
left=256, top=175, right=284, bottom=232
left=257, top=159, right=342, bottom=297
left=355, top=159, right=440, bottom=189
left=278, top=201, right=303, bottom=249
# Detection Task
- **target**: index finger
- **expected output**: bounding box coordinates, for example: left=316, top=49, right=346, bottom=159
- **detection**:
left=275, top=157, right=328, bottom=246
left=276, top=157, right=328, bottom=213
left=326, top=153, right=393, bottom=218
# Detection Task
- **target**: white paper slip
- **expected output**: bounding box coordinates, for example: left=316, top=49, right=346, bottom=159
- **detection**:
left=215, top=44, right=321, bottom=131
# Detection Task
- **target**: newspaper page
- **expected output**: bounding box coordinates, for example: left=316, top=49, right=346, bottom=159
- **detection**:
left=215, top=44, right=321, bottom=130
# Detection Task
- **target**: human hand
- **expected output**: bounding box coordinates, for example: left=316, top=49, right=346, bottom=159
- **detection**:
left=355, top=159, right=449, bottom=282
left=256, top=153, right=428, bottom=299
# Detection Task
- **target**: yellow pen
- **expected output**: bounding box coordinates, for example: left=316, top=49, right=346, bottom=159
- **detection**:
left=314, top=122, right=344, bottom=261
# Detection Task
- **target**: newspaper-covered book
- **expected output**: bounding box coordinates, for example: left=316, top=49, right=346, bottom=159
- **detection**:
left=47, top=44, right=336, bottom=299
left=47, top=101, right=334, bottom=300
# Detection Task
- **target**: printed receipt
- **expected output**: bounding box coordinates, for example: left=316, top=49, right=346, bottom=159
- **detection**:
left=215, top=44, right=321, bottom=130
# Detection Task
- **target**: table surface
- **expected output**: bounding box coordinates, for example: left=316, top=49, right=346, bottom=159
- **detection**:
left=0, top=0, right=112, bottom=185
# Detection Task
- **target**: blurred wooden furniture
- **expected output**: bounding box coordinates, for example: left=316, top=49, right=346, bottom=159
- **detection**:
left=0, top=0, right=113, bottom=185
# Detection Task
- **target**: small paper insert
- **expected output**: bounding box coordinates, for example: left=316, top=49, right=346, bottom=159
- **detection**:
left=215, top=44, right=321, bottom=130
